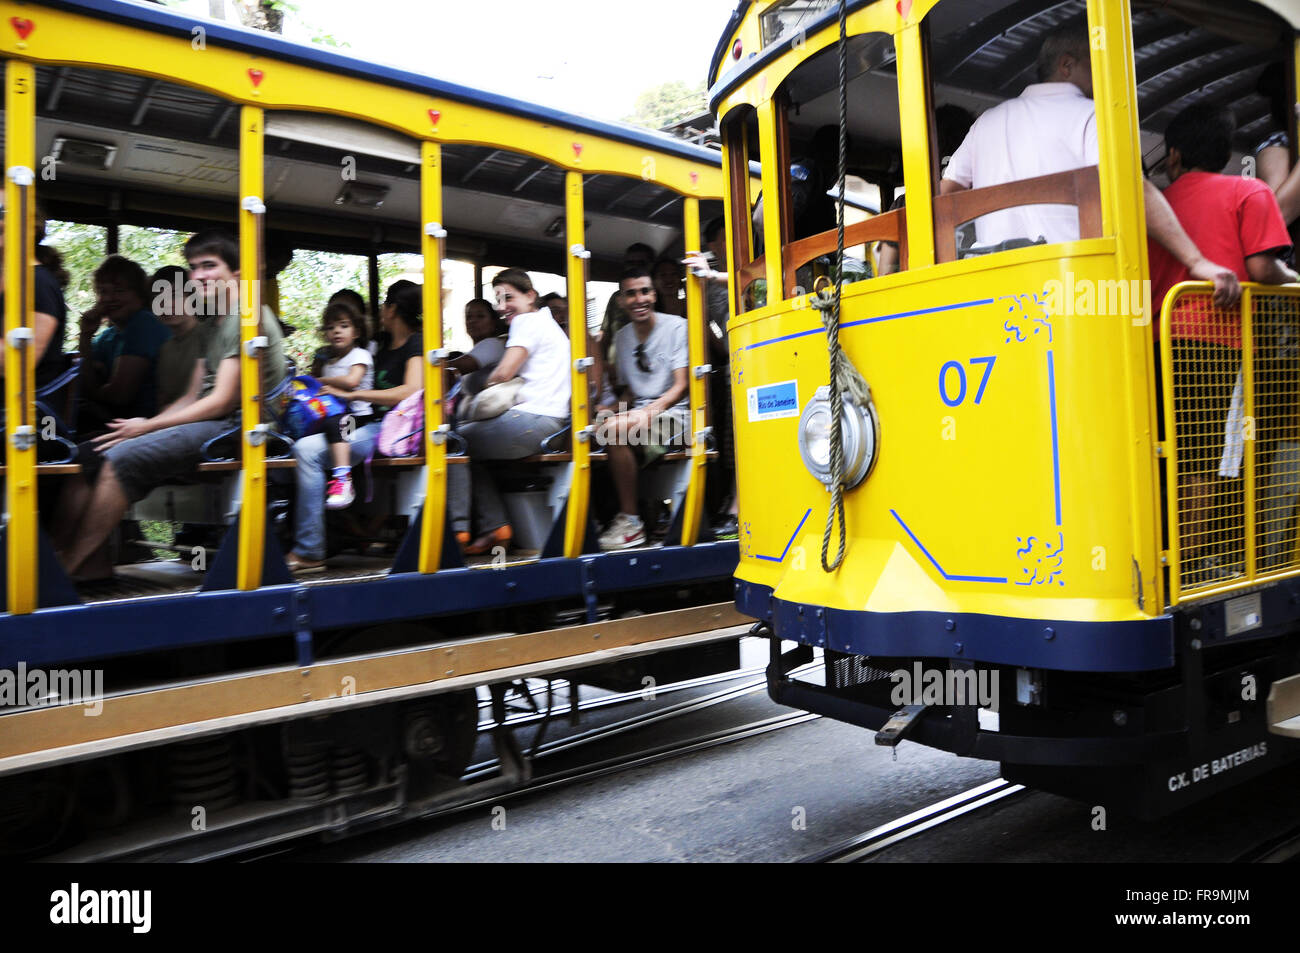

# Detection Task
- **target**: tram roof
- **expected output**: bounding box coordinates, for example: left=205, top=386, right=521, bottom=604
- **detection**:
left=40, top=0, right=723, bottom=169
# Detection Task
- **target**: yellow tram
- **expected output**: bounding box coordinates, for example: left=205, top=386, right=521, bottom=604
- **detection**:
left=715, top=0, right=1300, bottom=815
left=0, top=0, right=746, bottom=858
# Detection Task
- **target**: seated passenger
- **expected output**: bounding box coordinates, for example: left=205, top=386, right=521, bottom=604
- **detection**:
left=449, top=269, right=572, bottom=555
left=652, top=255, right=685, bottom=316
left=1147, top=106, right=1297, bottom=581
left=328, top=287, right=374, bottom=349
left=54, top=229, right=286, bottom=580
left=600, top=242, right=656, bottom=354
left=447, top=298, right=506, bottom=424
left=1254, top=62, right=1300, bottom=230
left=940, top=25, right=1241, bottom=305
left=76, top=255, right=172, bottom=435
left=286, top=282, right=423, bottom=573
left=311, top=301, right=375, bottom=510
left=539, top=293, right=568, bottom=330
left=149, top=264, right=209, bottom=411
left=0, top=211, right=69, bottom=391
left=594, top=267, right=689, bottom=551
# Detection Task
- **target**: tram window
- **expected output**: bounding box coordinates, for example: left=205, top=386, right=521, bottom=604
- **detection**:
left=770, top=32, right=900, bottom=299
left=929, top=17, right=1103, bottom=262
left=722, top=105, right=761, bottom=313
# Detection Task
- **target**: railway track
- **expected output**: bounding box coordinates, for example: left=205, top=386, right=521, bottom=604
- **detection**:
left=799, top=778, right=1028, bottom=863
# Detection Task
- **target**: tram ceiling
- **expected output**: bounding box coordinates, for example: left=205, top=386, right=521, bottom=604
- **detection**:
left=21, top=64, right=704, bottom=262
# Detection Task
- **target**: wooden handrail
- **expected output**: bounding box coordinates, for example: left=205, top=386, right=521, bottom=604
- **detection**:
left=783, top=208, right=908, bottom=291
left=933, top=165, right=1102, bottom=262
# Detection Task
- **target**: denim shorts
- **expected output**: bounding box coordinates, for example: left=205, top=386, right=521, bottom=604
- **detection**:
left=103, top=419, right=232, bottom=502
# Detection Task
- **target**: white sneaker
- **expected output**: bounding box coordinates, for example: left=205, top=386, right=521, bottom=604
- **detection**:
left=600, top=514, right=646, bottom=551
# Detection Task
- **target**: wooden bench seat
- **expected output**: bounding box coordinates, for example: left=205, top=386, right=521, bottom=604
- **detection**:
left=0, top=463, right=84, bottom=476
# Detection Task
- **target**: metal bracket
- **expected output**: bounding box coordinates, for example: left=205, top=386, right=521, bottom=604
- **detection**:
left=424, top=222, right=448, bottom=239
left=693, top=426, right=714, bottom=450
left=6, top=166, right=34, bottom=187
left=574, top=356, right=594, bottom=372
left=241, top=195, right=266, bottom=215
left=246, top=423, right=271, bottom=447
left=693, top=363, right=712, bottom=378
left=429, top=423, right=451, bottom=445
left=243, top=335, right=269, bottom=357
left=569, top=244, right=591, bottom=260
left=427, top=348, right=450, bottom=365
left=576, top=425, right=596, bottom=444
left=10, top=425, right=35, bottom=452
left=874, top=705, right=927, bottom=747
left=6, top=327, right=33, bottom=347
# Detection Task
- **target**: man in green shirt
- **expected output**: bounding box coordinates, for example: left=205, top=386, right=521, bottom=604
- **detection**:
left=55, top=229, right=285, bottom=578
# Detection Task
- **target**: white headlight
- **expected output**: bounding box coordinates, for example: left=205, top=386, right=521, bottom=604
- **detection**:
left=797, top=385, right=878, bottom=490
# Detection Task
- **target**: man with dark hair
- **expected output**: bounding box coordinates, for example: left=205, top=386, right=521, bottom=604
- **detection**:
left=1150, top=105, right=1296, bottom=319
left=55, top=229, right=286, bottom=578
left=941, top=24, right=1241, bottom=306
left=1149, top=104, right=1296, bottom=584
left=595, top=266, right=689, bottom=550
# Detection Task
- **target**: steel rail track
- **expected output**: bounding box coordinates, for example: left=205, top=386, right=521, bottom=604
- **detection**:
left=798, top=778, right=1027, bottom=863
left=243, top=710, right=823, bottom=862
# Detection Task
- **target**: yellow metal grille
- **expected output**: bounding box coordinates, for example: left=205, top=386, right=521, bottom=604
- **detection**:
left=1162, top=283, right=1300, bottom=602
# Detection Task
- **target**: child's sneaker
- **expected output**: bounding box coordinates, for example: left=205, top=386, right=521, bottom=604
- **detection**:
left=326, top=474, right=355, bottom=510
left=599, top=514, right=646, bottom=551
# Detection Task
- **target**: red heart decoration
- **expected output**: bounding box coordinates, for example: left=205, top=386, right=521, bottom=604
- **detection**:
left=428, top=109, right=440, bottom=125
left=689, top=171, right=699, bottom=185
left=248, top=68, right=264, bottom=87
left=572, top=142, right=583, bottom=158
left=896, top=0, right=912, bottom=17
left=10, top=17, right=33, bottom=40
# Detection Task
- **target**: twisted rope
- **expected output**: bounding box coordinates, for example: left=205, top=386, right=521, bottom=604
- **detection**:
left=811, top=0, right=851, bottom=573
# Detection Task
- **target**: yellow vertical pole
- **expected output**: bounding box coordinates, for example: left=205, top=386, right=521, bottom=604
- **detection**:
left=895, top=23, right=935, bottom=269
left=680, top=196, right=707, bottom=546
left=418, top=141, right=446, bottom=574
left=1088, top=0, right=1163, bottom=609
left=236, top=105, right=267, bottom=591
left=4, top=60, right=37, bottom=614
left=563, top=171, right=592, bottom=557
left=1241, top=288, right=1257, bottom=580
left=756, top=100, right=784, bottom=302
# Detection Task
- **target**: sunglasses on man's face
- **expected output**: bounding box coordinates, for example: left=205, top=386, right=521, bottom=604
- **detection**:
left=635, top=342, right=651, bottom=374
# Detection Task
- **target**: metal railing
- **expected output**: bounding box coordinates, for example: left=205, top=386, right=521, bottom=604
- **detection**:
left=1161, top=281, right=1300, bottom=603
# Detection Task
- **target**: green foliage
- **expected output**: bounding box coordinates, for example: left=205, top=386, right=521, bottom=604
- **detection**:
left=625, top=80, right=709, bottom=131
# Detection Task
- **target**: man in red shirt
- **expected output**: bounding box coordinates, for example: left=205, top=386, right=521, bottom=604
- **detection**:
left=1148, top=105, right=1297, bottom=583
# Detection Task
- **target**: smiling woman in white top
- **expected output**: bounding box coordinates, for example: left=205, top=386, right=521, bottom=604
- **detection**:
left=448, top=268, right=572, bottom=554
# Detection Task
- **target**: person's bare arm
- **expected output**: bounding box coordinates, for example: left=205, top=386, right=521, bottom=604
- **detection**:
left=94, top=356, right=240, bottom=449
left=641, top=366, right=689, bottom=419
left=1257, top=145, right=1300, bottom=225
left=1143, top=179, right=1241, bottom=307
left=1246, top=252, right=1300, bottom=286
left=330, top=354, right=422, bottom=408
left=939, top=178, right=967, bottom=195
left=93, top=354, right=149, bottom=406
left=488, top=345, right=527, bottom=385
left=317, top=363, right=367, bottom=390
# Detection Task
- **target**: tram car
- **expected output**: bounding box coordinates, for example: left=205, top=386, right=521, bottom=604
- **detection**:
left=715, top=0, right=1300, bottom=816
left=0, top=0, right=746, bottom=858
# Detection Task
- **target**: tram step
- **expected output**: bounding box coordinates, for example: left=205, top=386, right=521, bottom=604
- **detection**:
left=1267, top=673, right=1300, bottom=738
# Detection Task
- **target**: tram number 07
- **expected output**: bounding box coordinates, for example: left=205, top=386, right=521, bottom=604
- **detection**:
left=939, top=356, right=996, bottom=407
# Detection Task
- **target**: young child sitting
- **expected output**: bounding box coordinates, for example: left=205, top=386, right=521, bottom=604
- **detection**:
left=311, top=301, right=374, bottom=509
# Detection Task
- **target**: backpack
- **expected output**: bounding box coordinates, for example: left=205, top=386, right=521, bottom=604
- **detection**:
left=378, top=389, right=424, bottom=457
left=284, top=375, right=347, bottom=439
